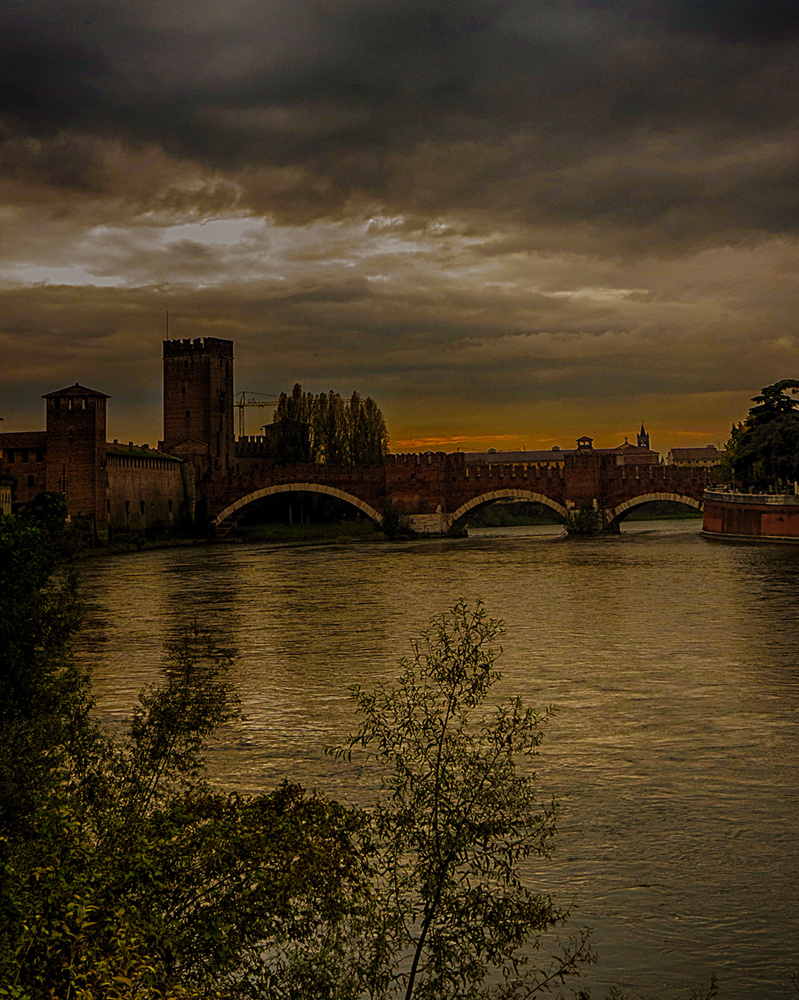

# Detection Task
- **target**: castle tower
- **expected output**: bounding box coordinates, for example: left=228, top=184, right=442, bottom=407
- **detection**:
left=162, top=337, right=235, bottom=474
left=637, top=422, right=650, bottom=449
left=43, top=383, right=109, bottom=526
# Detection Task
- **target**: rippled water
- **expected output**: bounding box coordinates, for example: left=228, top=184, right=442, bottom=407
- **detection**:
left=76, top=520, right=799, bottom=999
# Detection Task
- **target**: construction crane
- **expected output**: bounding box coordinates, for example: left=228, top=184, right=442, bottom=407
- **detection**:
left=235, top=391, right=277, bottom=437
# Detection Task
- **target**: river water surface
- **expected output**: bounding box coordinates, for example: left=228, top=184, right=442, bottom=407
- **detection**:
left=76, top=520, right=799, bottom=999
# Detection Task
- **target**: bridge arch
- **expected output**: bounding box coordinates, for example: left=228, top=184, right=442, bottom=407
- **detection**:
left=212, top=482, right=382, bottom=537
left=448, top=489, right=568, bottom=536
left=606, top=492, right=702, bottom=529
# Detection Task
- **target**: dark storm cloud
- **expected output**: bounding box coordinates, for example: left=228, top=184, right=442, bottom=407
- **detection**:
left=1, top=0, right=799, bottom=243
left=2, top=0, right=798, bottom=453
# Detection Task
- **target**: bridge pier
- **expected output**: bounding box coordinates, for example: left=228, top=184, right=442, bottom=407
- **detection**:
left=408, top=507, right=454, bottom=536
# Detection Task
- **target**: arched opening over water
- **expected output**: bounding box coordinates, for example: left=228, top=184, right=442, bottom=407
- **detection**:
left=213, top=483, right=382, bottom=537
left=607, top=493, right=702, bottom=531
left=448, top=490, right=568, bottom=536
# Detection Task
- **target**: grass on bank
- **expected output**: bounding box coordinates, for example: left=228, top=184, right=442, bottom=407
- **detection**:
left=231, top=520, right=381, bottom=544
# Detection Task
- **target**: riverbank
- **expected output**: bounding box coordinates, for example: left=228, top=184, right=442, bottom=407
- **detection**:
left=71, top=520, right=388, bottom=557
left=229, top=521, right=384, bottom=545
left=73, top=534, right=211, bottom=559
left=703, top=488, right=799, bottom=542
left=71, top=507, right=701, bottom=557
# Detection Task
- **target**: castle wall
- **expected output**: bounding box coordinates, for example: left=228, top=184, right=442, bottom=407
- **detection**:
left=105, top=449, right=185, bottom=535
left=386, top=452, right=449, bottom=516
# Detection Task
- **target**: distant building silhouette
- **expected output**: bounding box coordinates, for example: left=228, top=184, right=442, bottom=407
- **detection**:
left=667, top=445, right=722, bottom=468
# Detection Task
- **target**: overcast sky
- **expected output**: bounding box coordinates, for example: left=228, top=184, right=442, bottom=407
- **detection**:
left=2, top=0, right=798, bottom=452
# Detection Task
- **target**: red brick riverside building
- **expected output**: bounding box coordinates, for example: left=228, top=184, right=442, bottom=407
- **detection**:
left=1, top=380, right=185, bottom=539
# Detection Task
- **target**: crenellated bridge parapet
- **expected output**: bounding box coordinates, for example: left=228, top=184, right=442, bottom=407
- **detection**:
left=203, top=448, right=715, bottom=538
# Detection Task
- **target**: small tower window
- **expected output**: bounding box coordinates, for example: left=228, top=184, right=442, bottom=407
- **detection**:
left=185, top=410, right=191, bottom=419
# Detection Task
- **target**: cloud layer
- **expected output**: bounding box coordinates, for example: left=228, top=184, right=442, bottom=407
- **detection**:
left=2, top=0, right=798, bottom=450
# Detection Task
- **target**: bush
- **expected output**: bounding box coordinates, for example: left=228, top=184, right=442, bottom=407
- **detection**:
left=329, top=600, right=594, bottom=999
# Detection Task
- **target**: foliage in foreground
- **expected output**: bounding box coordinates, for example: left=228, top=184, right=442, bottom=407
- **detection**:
left=329, top=600, right=594, bottom=999
left=0, top=496, right=88, bottom=840
left=0, top=510, right=365, bottom=999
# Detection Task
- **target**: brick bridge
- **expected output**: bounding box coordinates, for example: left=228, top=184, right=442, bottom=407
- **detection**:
left=204, top=450, right=714, bottom=537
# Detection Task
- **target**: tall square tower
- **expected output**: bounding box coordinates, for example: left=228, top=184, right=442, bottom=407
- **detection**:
left=43, top=383, right=109, bottom=525
left=162, top=337, right=235, bottom=474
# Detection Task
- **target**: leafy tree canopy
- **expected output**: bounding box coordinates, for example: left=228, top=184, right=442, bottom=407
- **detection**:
left=0, top=513, right=365, bottom=999
left=273, top=384, right=389, bottom=466
left=722, top=379, right=799, bottom=490
left=1, top=517, right=730, bottom=999
left=0, top=498, right=89, bottom=840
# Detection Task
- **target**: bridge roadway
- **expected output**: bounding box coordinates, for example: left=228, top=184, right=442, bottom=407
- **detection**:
left=204, top=449, right=712, bottom=537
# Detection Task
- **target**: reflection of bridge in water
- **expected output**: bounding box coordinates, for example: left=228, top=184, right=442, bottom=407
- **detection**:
left=206, top=450, right=710, bottom=538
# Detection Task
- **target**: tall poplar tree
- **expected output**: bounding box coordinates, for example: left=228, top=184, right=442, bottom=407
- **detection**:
left=272, top=385, right=389, bottom=465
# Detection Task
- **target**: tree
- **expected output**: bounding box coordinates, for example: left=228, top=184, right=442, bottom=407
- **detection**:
left=346, top=392, right=389, bottom=466
left=315, top=390, right=348, bottom=465
left=723, top=379, right=799, bottom=490
left=272, top=385, right=389, bottom=466
left=1, top=620, right=365, bottom=999
left=329, top=600, right=593, bottom=999
left=746, top=379, right=799, bottom=425
left=0, top=499, right=90, bottom=841
left=563, top=502, right=601, bottom=535
left=0, top=515, right=365, bottom=1000
left=273, top=383, right=316, bottom=464
left=379, top=498, right=411, bottom=540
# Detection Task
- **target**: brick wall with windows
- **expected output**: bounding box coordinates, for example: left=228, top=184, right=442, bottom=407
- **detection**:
left=0, top=432, right=48, bottom=508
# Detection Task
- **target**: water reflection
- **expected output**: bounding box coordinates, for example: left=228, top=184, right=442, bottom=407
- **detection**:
left=75, top=521, right=799, bottom=999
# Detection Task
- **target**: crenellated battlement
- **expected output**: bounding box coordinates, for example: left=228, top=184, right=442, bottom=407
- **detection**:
left=235, top=436, right=272, bottom=457
left=163, top=337, right=234, bottom=359
left=389, top=451, right=448, bottom=466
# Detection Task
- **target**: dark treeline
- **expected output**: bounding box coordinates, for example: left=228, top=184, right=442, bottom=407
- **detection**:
left=271, top=384, right=389, bottom=466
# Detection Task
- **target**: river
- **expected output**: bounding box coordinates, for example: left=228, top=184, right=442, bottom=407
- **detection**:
left=75, top=519, right=799, bottom=999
